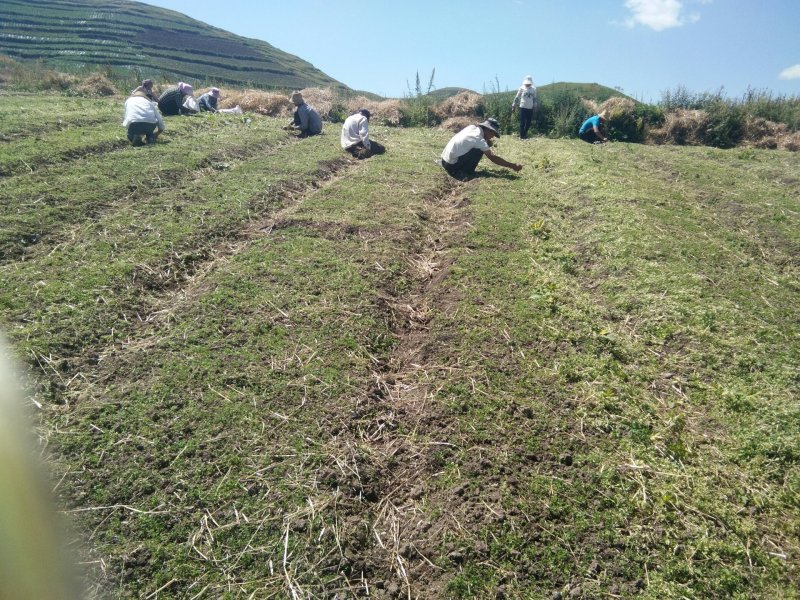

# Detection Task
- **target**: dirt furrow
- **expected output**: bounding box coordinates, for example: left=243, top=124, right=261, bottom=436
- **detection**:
left=318, top=176, right=477, bottom=597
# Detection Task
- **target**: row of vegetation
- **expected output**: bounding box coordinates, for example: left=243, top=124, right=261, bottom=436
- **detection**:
left=2, top=55, right=799, bottom=151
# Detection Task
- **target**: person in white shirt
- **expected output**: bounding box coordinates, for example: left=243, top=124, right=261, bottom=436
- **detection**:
left=340, top=108, right=385, bottom=158
left=439, top=118, right=523, bottom=178
left=122, top=92, right=165, bottom=146
left=511, top=75, right=538, bottom=139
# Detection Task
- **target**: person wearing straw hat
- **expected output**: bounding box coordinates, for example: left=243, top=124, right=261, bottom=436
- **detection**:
left=198, top=87, right=221, bottom=113
left=157, top=81, right=196, bottom=116
left=130, top=79, right=159, bottom=102
left=511, top=75, right=538, bottom=139
left=578, top=111, right=610, bottom=143
left=340, top=108, right=385, bottom=159
left=439, top=118, right=523, bottom=179
left=287, top=91, right=322, bottom=137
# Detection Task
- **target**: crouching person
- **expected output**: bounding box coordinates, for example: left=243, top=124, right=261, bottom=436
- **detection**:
left=440, top=118, right=522, bottom=179
left=287, top=91, right=322, bottom=137
left=158, top=82, right=196, bottom=116
left=341, top=108, right=385, bottom=159
left=198, top=87, right=221, bottom=113
left=123, top=91, right=164, bottom=146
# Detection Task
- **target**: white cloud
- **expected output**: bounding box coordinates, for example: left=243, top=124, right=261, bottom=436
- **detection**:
left=624, top=0, right=696, bottom=31
left=779, top=64, right=800, bottom=80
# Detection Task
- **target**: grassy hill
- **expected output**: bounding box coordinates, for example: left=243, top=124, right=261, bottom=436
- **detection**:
left=1, top=94, right=798, bottom=599
left=538, top=81, right=636, bottom=103
left=426, top=87, right=480, bottom=101
left=0, top=0, right=345, bottom=89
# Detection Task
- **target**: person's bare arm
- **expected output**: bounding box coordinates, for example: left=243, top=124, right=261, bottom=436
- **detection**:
left=593, top=125, right=608, bottom=142
left=485, top=150, right=523, bottom=172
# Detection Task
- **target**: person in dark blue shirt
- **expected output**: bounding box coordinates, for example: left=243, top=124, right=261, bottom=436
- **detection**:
left=287, top=91, right=322, bottom=137
left=578, top=112, right=609, bottom=143
left=198, top=88, right=221, bottom=113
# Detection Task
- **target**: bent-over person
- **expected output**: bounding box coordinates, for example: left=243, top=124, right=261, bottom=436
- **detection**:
left=440, top=118, right=523, bottom=178
left=341, top=109, right=385, bottom=158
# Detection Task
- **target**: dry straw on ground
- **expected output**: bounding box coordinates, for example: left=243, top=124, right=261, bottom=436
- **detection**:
left=433, top=91, right=483, bottom=120
left=77, top=74, right=118, bottom=97
left=647, top=109, right=710, bottom=146
left=218, top=88, right=292, bottom=116
left=438, top=117, right=475, bottom=133
left=345, top=96, right=406, bottom=126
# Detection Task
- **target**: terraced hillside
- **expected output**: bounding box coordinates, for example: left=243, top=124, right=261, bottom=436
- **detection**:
left=1, top=93, right=799, bottom=599
left=0, top=0, right=344, bottom=88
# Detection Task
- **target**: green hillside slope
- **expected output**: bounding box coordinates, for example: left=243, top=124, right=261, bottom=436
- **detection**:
left=0, top=0, right=345, bottom=89
left=538, top=81, right=636, bottom=103
left=1, top=94, right=798, bottom=599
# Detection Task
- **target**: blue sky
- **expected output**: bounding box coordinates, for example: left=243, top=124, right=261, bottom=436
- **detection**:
left=139, top=0, right=799, bottom=101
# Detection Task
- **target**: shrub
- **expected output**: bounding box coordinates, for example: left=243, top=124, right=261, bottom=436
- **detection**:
left=703, top=100, right=746, bottom=148
left=546, top=90, right=590, bottom=138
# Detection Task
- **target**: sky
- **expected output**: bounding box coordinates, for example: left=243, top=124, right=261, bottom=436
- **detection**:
left=137, top=0, right=800, bottom=101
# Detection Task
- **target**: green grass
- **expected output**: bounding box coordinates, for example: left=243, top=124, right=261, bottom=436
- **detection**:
left=1, top=93, right=798, bottom=599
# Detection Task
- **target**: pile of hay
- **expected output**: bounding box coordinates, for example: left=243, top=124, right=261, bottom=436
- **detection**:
left=77, top=74, right=118, bottom=97
left=438, top=116, right=475, bottom=133
left=742, top=117, right=790, bottom=149
left=345, top=96, right=406, bottom=126
left=581, top=96, right=636, bottom=120
left=778, top=131, right=800, bottom=152
left=599, top=96, right=637, bottom=119
left=647, top=109, right=710, bottom=145
left=298, top=87, right=338, bottom=120
left=219, top=89, right=292, bottom=116
left=433, top=91, right=483, bottom=120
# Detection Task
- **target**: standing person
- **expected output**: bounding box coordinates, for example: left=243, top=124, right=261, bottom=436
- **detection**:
left=340, top=108, right=385, bottom=158
left=578, top=111, right=609, bottom=143
left=439, top=118, right=523, bottom=179
left=511, top=75, right=538, bottom=139
left=287, top=91, right=322, bottom=137
left=157, top=82, right=196, bottom=116
left=130, top=79, right=159, bottom=102
left=198, top=87, right=221, bottom=113
left=122, top=92, right=165, bottom=145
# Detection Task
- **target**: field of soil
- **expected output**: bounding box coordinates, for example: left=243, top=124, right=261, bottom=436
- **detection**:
left=1, top=93, right=798, bottom=599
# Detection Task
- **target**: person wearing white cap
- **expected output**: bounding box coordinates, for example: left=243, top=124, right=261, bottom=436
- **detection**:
left=439, top=118, right=523, bottom=179
left=511, top=75, right=538, bottom=139
left=198, top=87, right=221, bottom=113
